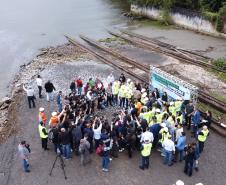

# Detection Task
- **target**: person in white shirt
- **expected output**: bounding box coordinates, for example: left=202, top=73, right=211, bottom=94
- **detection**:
left=92, top=117, right=103, bottom=149
left=106, top=73, right=115, bottom=85
left=36, top=75, right=43, bottom=98
left=162, top=135, right=175, bottom=166
left=23, top=84, right=35, bottom=109
left=140, top=127, right=154, bottom=143
left=175, top=124, right=183, bottom=142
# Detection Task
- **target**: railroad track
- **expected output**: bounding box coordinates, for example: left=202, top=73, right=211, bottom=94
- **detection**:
left=79, top=35, right=226, bottom=113
left=120, top=30, right=211, bottom=61
left=65, top=35, right=226, bottom=137
left=108, top=30, right=226, bottom=74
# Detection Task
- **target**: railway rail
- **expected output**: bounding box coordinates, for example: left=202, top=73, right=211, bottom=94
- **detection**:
left=108, top=30, right=226, bottom=75
left=65, top=35, right=226, bottom=137
left=120, top=30, right=211, bottom=61
left=79, top=35, right=226, bottom=113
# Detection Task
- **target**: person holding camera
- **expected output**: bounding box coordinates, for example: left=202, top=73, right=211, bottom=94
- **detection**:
left=18, top=141, right=31, bottom=173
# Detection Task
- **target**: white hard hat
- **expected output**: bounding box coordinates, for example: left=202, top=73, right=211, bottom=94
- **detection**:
left=176, top=180, right=184, bottom=185
left=51, top=112, right=57, bottom=116
left=39, top=107, right=45, bottom=112
left=141, top=88, right=146, bottom=93
left=161, top=123, right=166, bottom=128
left=170, top=102, right=174, bottom=106
left=156, top=108, right=160, bottom=113
left=164, top=127, right=168, bottom=132
left=203, top=125, right=208, bottom=130
left=127, top=79, right=131, bottom=82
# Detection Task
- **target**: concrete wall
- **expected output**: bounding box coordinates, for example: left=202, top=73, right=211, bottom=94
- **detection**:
left=131, top=5, right=217, bottom=34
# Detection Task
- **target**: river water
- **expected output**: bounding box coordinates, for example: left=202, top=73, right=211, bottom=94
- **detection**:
left=0, top=0, right=226, bottom=99
left=0, top=0, right=129, bottom=98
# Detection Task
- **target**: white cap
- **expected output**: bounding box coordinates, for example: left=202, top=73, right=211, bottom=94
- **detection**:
left=127, top=79, right=131, bottom=83
left=156, top=108, right=160, bottom=113
left=39, top=107, right=45, bottom=112
left=170, top=102, right=174, bottom=106
left=176, top=180, right=184, bottom=185
left=141, top=88, right=146, bottom=93
left=161, top=123, right=166, bottom=127
left=164, top=127, right=168, bottom=132
left=51, top=112, right=57, bottom=116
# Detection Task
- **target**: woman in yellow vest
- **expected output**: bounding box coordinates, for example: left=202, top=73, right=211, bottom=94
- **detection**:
left=139, top=139, right=152, bottom=170
left=38, top=121, right=49, bottom=150
left=198, top=126, right=209, bottom=153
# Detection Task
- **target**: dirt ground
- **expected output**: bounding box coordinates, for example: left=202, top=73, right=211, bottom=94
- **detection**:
left=0, top=60, right=226, bottom=185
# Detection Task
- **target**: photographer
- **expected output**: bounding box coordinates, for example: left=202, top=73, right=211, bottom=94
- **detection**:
left=58, top=128, right=71, bottom=160
left=18, top=141, right=31, bottom=173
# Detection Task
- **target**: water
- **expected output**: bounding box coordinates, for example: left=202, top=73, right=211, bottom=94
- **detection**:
left=0, top=0, right=129, bottom=98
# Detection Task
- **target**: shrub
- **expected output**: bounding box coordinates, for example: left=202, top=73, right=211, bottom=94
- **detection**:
left=213, top=58, right=226, bottom=69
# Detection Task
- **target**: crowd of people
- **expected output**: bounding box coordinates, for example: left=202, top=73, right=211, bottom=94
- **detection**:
left=19, top=72, right=211, bottom=178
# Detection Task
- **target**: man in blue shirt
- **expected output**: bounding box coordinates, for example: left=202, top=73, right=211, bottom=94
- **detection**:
left=175, top=132, right=186, bottom=162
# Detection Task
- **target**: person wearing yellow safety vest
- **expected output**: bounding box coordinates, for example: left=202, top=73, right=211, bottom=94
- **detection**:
left=139, top=139, right=152, bottom=170
left=119, top=82, right=126, bottom=108
left=169, top=102, right=177, bottom=117
left=198, top=125, right=209, bottom=153
left=112, top=81, right=120, bottom=105
left=147, top=108, right=155, bottom=126
left=140, top=107, right=150, bottom=124
left=125, top=79, right=133, bottom=109
left=158, top=125, right=169, bottom=154
left=38, top=121, right=49, bottom=150
left=155, top=109, right=162, bottom=124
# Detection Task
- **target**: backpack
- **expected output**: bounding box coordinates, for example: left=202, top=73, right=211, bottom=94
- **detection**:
left=96, top=145, right=104, bottom=156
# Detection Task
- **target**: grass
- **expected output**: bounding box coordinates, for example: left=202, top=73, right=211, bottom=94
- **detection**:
left=98, top=37, right=118, bottom=43
left=198, top=102, right=226, bottom=121
left=128, top=15, right=175, bottom=29
left=209, top=92, right=226, bottom=103
left=208, top=69, right=226, bottom=83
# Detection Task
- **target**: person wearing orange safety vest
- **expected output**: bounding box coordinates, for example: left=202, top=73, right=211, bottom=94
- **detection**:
left=39, top=107, right=47, bottom=125
left=49, top=112, right=59, bottom=128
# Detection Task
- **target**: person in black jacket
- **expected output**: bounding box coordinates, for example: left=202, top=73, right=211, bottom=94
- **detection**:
left=184, top=143, right=196, bottom=177
left=58, top=128, right=71, bottom=159
left=44, top=80, right=56, bottom=102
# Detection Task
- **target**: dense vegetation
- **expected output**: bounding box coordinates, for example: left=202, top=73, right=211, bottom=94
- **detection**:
left=129, top=0, right=226, bottom=31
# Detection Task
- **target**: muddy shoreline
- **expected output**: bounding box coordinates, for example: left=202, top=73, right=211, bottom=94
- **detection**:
left=0, top=43, right=87, bottom=143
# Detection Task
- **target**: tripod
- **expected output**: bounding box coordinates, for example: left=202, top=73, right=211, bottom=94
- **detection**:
left=49, top=154, right=67, bottom=179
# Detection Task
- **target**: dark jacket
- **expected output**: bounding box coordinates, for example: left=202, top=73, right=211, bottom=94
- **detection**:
left=58, top=131, right=70, bottom=145
left=44, top=82, right=56, bottom=93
